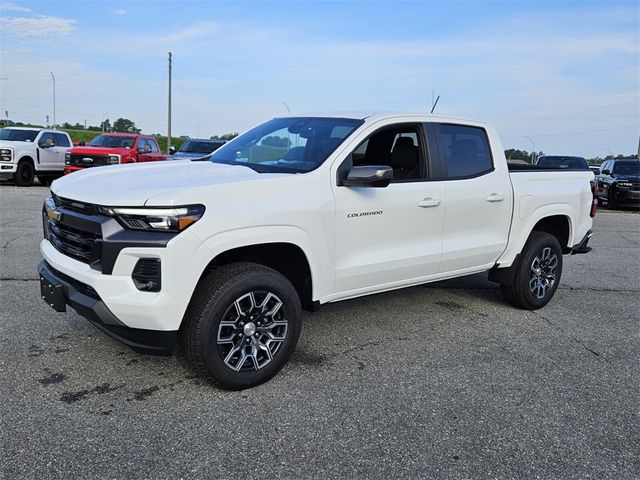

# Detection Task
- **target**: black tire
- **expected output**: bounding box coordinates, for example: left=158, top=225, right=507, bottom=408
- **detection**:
left=37, top=175, right=53, bottom=187
left=15, top=161, right=35, bottom=186
left=181, top=262, right=302, bottom=390
left=500, top=231, right=563, bottom=310
left=607, top=188, right=618, bottom=209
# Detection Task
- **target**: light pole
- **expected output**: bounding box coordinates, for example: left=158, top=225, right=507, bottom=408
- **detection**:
left=101, top=111, right=112, bottom=132
left=526, top=136, right=535, bottom=163
left=281, top=102, right=291, bottom=114
left=50, top=72, right=56, bottom=130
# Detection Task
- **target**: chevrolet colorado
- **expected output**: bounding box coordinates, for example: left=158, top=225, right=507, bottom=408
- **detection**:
left=38, top=114, right=596, bottom=389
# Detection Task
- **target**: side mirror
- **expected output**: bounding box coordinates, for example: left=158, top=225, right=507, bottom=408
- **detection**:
left=602, top=169, right=611, bottom=175
left=342, top=166, right=393, bottom=188
left=169, top=146, right=176, bottom=154
left=39, top=138, right=56, bottom=148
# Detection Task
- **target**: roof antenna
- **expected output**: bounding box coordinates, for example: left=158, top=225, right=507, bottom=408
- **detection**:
left=430, top=94, right=440, bottom=114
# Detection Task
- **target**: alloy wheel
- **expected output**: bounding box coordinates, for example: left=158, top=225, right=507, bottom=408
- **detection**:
left=529, top=247, right=558, bottom=299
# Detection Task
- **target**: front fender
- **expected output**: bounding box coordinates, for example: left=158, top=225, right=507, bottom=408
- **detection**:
left=200, top=225, right=328, bottom=302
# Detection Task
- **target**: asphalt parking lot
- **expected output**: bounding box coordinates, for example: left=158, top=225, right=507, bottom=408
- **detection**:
left=1, top=182, right=638, bottom=479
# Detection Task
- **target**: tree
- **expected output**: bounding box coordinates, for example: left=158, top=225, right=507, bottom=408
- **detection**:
left=504, top=148, right=531, bottom=162
left=112, top=117, right=140, bottom=134
left=211, top=133, right=239, bottom=141
left=100, top=119, right=112, bottom=133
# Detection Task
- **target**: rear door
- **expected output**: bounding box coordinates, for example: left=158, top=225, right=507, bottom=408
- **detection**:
left=434, top=123, right=513, bottom=272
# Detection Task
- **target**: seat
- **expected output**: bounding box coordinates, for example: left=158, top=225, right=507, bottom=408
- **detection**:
left=449, top=139, right=477, bottom=177
left=390, top=137, right=419, bottom=180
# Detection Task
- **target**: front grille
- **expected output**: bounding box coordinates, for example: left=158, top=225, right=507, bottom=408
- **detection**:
left=46, top=218, right=101, bottom=265
left=52, top=194, right=101, bottom=215
left=68, top=154, right=110, bottom=167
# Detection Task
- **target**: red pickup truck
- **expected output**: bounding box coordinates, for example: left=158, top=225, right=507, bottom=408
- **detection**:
left=64, top=133, right=166, bottom=174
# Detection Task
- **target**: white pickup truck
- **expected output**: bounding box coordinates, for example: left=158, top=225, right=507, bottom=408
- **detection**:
left=38, top=113, right=596, bottom=389
left=0, top=127, right=72, bottom=186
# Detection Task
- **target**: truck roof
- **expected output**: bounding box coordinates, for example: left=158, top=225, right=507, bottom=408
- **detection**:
left=273, top=112, right=487, bottom=125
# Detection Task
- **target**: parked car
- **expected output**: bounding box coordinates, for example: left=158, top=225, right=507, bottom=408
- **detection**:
left=596, top=158, right=640, bottom=208
left=39, top=113, right=596, bottom=389
left=168, top=138, right=226, bottom=160
left=64, top=133, right=166, bottom=174
left=535, top=155, right=590, bottom=170
left=589, top=164, right=601, bottom=175
left=0, top=127, right=72, bottom=186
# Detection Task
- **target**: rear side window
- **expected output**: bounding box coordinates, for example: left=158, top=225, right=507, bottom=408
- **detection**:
left=53, top=133, right=70, bottom=147
left=440, top=124, right=493, bottom=179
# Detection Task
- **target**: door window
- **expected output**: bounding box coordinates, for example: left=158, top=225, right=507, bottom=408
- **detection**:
left=39, top=132, right=56, bottom=146
left=350, top=125, right=425, bottom=182
left=147, top=138, right=159, bottom=152
left=439, top=124, right=493, bottom=179
left=53, top=133, right=70, bottom=147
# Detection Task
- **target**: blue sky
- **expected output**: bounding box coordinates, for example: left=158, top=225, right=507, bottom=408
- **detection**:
left=0, top=0, right=638, bottom=157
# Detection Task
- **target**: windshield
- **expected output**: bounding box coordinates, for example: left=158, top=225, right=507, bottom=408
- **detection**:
left=0, top=128, right=39, bottom=142
left=537, top=156, right=588, bottom=169
left=179, top=140, right=224, bottom=154
left=209, top=117, right=364, bottom=173
left=88, top=135, right=136, bottom=148
left=613, top=161, right=640, bottom=175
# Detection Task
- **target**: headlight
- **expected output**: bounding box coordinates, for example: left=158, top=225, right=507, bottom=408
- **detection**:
left=64, top=152, right=70, bottom=165
left=105, top=205, right=205, bottom=232
left=0, top=148, right=12, bottom=161
left=618, top=182, right=632, bottom=188
left=108, top=155, right=120, bottom=165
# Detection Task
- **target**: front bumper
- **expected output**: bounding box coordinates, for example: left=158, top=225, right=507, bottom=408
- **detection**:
left=0, top=163, right=17, bottom=178
left=64, top=165, right=86, bottom=175
left=616, top=188, right=640, bottom=206
left=39, top=260, right=177, bottom=354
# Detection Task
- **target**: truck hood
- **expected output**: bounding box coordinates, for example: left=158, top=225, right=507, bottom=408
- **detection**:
left=0, top=140, right=34, bottom=149
left=51, top=160, right=269, bottom=206
left=68, top=146, right=132, bottom=155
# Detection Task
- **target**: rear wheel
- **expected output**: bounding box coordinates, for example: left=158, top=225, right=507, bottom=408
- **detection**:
left=15, top=161, right=35, bottom=186
left=500, top=231, right=563, bottom=310
left=181, top=262, right=302, bottom=389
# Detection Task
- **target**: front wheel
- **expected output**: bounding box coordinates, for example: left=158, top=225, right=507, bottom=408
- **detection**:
left=500, top=231, right=563, bottom=310
left=607, top=188, right=619, bottom=209
left=15, top=161, right=35, bottom=186
left=181, top=262, right=302, bottom=389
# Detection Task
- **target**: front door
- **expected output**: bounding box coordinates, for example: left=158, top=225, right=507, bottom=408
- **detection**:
left=332, top=124, right=444, bottom=294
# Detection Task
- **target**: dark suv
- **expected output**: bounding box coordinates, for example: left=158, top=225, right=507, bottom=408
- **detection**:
left=535, top=155, right=590, bottom=170
left=596, top=159, right=640, bottom=208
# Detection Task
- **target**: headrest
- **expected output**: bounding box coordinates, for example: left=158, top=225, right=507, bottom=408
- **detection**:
left=390, top=137, right=418, bottom=169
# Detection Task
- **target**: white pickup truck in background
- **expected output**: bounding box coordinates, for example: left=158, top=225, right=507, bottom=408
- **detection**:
left=38, top=113, right=597, bottom=389
left=0, top=127, right=72, bottom=186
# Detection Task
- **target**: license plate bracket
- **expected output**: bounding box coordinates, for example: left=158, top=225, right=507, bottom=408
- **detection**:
left=40, top=275, right=66, bottom=312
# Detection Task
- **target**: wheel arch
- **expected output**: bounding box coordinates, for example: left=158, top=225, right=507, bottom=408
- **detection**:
left=531, top=214, right=572, bottom=254
left=194, top=241, right=317, bottom=312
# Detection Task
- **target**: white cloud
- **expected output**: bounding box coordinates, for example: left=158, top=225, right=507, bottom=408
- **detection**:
left=163, top=22, right=217, bottom=43
left=0, top=2, right=31, bottom=12
left=111, top=8, right=127, bottom=15
left=0, top=16, right=76, bottom=36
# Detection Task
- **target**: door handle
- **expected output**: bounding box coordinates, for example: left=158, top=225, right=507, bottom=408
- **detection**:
left=486, top=193, right=505, bottom=202
left=418, top=197, right=441, bottom=208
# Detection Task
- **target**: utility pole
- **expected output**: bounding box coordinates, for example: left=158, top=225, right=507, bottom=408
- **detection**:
left=50, top=72, right=56, bottom=130
left=168, top=51, right=172, bottom=153
left=526, top=136, right=535, bottom=163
